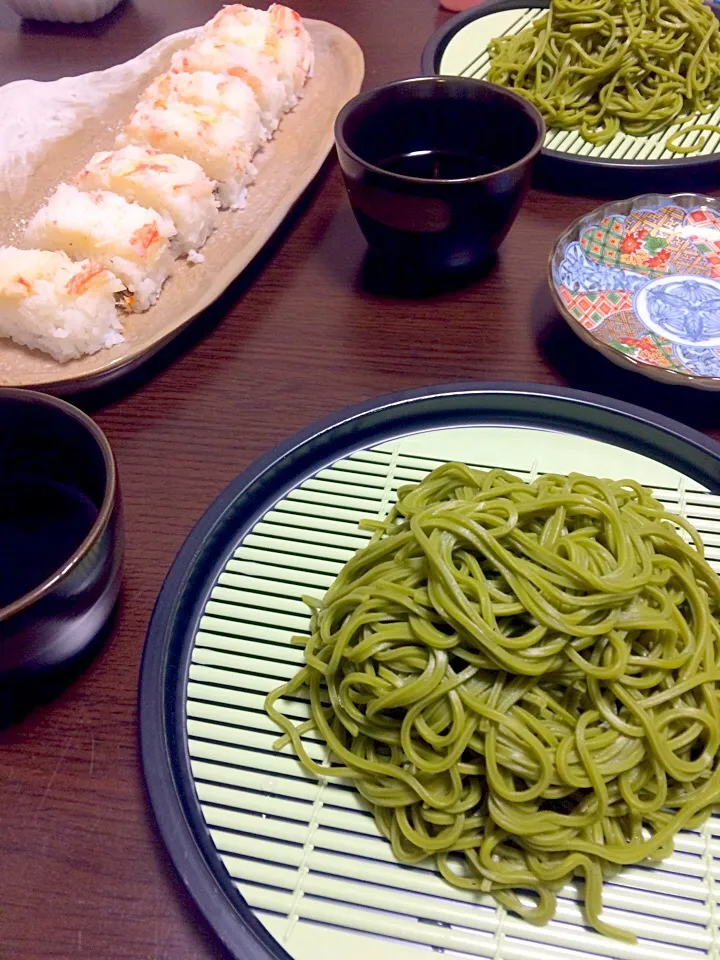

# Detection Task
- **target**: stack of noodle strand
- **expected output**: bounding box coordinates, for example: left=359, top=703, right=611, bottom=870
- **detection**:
left=266, top=461, right=720, bottom=942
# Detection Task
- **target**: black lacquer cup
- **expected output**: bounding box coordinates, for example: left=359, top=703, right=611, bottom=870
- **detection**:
left=335, top=77, right=545, bottom=274
left=0, top=389, right=123, bottom=680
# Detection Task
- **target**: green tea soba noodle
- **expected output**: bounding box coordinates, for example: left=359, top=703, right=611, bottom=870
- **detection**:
left=486, top=0, right=720, bottom=153
left=265, top=463, right=720, bottom=941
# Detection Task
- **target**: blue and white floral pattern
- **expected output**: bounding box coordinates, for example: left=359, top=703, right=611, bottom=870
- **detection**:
left=639, top=277, right=720, bottom=345
left=556, top=242, right=647, bottom=295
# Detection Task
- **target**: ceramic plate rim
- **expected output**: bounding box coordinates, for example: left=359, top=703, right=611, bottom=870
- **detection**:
left=548, top=191, right=720, bottom=390
left=139, top=381, right=720, bottom=960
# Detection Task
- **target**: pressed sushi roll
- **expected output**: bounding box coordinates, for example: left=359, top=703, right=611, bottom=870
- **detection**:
left=141, top=71, right=265, bottom=148
left=77, top=145, right=218, bottom=257
left=118, top=100, right=257, bottom=210
left=204, top=3, right=314, bottom=106
left=0, top=247, right=124, bottom=362
left=25, top=183, right=176, bottom=312
left=171, top=38, right=287, bottom=133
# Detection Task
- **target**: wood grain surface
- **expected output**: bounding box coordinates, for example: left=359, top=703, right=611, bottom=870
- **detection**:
left=0, top=2, right=718, bottom=959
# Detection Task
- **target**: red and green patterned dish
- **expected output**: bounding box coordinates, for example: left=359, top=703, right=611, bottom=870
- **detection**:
left=550, top=194, right=720, bottom=389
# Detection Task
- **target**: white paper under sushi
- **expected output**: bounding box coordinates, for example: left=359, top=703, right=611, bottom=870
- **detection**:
left=25, top=183, right=176, bottom=311
left=118, top=100, right=258, bottom=209
left=204, top=3, right=314, bottom=106
left=170, top=38, right=288, bottom=133
left=76, top=145, right=218, bottom=257
left=6, top=0, right=122, bottom=23
left=0, top=247, right=124, bottom=362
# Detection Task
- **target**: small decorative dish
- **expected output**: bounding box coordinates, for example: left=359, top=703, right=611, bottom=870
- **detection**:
left=0, top=18, right=363, bottom=395
left=549, top=193, right=720, bottom=389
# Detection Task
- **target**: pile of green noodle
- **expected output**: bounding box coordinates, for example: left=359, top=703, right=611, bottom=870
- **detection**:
left=265, top=463, right=720, bottom=942
left=486, top=0, right=720, bottom=153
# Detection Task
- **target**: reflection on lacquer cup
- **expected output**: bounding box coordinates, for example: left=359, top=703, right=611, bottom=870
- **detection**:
left=335, top=77, right=545, bottom=273
left=0, top=389, right=123, bottom=680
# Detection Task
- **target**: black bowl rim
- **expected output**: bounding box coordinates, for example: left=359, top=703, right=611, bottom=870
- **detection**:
left=334, top=75, right=545, bottom=184
left=422, top=0, right=720, bottom=174
left=0, top=387, right=117, bottom=623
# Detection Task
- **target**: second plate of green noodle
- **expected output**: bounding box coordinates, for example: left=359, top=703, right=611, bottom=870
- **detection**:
left=422, top=0, right=720, bottom=175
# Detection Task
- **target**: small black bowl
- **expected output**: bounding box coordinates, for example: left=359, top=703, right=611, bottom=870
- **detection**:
left=0, top=389, right=123, bottom=680
left=335, top=76, right=545, bottom=275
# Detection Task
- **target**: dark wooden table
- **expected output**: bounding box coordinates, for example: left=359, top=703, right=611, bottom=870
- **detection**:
left=1, top=1, right=719, bottom=958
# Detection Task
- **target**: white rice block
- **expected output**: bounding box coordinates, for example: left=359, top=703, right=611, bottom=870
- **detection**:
left=171, top=38, right=287, bottom=133
left=0, top=247, right=124, bottom=362
left=118, top=100, right=257, bottom=210
left=204, top=3, right=314, bottom=106
left=141, top=70, right=265, bottom=149
left=76, top=145, right=218, bottom=257
left=25, top=184, right=176, bottom=312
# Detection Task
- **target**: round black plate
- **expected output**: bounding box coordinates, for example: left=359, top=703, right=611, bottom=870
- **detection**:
left=139, top=381, right=720, bottom=960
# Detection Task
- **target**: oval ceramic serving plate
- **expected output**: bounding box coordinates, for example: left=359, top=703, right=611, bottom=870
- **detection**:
left=140, top=382, right=720, bottom=960
left=550, top=193, right=720, bottom=389
left=421, top=0, right=720, bottom=178
left=0, top=20, right=364, bottom=395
